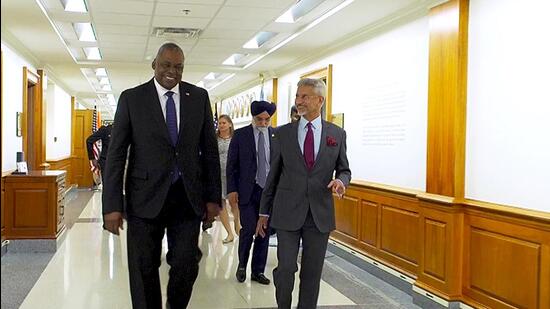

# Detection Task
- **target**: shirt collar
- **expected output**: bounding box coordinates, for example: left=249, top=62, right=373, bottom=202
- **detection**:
left=299, top=115, right=322, bottom=130
left=153, top=78, right=179, bottom=97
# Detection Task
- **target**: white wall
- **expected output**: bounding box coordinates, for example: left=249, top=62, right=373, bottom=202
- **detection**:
left=277, top=16, right=430, bottom=191
left=1, top=42, right=36, bottom=172
left=466, top=0, right=550, bottom=212
left=45, top=84, right=72, bottom=160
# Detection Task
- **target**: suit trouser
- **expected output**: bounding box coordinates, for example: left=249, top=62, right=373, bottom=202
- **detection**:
left=273, top=210, right=330, bottom=309
left=238, top=184, right=270, bottom=274
left=126, top=179, right=202, bottom=309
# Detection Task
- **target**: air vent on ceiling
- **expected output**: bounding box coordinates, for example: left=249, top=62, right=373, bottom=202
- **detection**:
left=152, top=27, right=201, bottom=39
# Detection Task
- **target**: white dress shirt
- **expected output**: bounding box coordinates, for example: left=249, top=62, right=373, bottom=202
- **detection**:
left=153, top=78, right=180, bottom=130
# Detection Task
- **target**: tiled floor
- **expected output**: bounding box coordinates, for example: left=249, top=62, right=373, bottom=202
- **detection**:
left=17, top=192, right=354, bottom=309
left=4, top=191, right=420, bottom=309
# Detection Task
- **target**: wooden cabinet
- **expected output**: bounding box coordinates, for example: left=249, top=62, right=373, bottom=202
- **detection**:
left=4, top=170, right=66, bottom=239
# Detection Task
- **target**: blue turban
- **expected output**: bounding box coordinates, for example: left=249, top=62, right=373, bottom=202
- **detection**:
left=251, top=100, right=276, bottom=116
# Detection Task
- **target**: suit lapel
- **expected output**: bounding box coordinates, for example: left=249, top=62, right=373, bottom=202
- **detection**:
left=146, top=79, right=172, bottom=145
left=312, top=120, right=328, bottom=170
left=178, top=82, right=189, bottom=137
left=290, top=121, right=308, bottom=170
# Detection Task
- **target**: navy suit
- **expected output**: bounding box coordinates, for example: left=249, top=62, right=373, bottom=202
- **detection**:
left=227, top=124, right=272, bottom=275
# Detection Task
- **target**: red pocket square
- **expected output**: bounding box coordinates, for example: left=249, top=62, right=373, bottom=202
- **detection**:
left=326, top=136, right=338, bottom=147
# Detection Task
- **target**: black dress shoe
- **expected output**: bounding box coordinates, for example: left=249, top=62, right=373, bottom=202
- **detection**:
left=236, top=267, right=246, bottom=282
left=251, top=273, right=271, bottom=285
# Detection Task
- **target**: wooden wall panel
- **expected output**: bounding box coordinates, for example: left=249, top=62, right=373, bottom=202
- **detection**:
left=463, top=215, right=550, bottom=309
left=1, top=176, right=5, bottom=241
left=423, top=218, right=446, bottom=281
left=359, top=200, right=378, bottom=247
left=331, top=183, right=549, bottom=308
left=380, top=205, right=419, bottom=266
left=335, top=195, right=359, bottom=238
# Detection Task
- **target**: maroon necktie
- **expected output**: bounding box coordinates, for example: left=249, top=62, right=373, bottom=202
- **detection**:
left=304, top=122, right=315, bottom=169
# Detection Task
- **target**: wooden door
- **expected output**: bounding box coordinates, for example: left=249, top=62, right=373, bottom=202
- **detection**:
left=72, top=110, right=94, bottom=187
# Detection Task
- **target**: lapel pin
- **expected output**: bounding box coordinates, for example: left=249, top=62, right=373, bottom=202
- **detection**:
left=185, top=92, right=190, bottom=96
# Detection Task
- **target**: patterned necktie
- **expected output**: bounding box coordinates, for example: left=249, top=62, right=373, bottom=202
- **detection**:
left=256, top=130, right=267, bottom=188
left=165, top=91, right=178, bottom=146
left=304, top=122, right=315, bottom=170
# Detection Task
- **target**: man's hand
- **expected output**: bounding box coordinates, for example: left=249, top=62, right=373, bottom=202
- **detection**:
left=228, top=192, right=239, bottom=207
left=90, top=159, right=99, bottom=170
left=103, top=211, right=124, bottom=235
left=327, top=179, right=346, bottom=199
left=255, top=216, right=269, bottom=238
left=205, top=202, right=221, bottom=224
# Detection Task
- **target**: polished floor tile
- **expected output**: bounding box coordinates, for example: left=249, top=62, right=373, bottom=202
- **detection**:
left=20, top=192, right=354, bottom=309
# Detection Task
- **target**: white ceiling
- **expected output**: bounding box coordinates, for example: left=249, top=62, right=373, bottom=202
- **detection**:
left=1, top=0, right=440, bottom=119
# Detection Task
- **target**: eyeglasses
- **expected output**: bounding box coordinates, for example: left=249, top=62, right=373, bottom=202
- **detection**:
left=295, top=94, right=318, bottom=101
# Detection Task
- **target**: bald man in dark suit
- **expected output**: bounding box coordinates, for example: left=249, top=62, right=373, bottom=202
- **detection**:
left=103, top=42, right=221, bottom=309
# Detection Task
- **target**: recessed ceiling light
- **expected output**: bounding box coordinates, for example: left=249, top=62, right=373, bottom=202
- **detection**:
left=95, top=68, right=107, bottom=76
left=243, top=32, right=277, bottom=49
left=84, top=47, right=101, bottom=60
left=60, top=0, right=88, bottom=13
left=73, top=22, right=96, bottom=42
left=205, top=72, right=218, bottom=80
left=276, top=0, right=324, bottom=23
left=222, top=53, right=247, bottom=66
left=99, top=77, right=110, bottom=85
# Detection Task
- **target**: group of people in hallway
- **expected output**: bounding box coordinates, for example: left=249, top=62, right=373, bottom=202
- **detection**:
left=97, top=42, right=351, bottom=309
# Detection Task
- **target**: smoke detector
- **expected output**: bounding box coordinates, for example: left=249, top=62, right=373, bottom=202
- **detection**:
left=152, top=27, right=201, bottom=39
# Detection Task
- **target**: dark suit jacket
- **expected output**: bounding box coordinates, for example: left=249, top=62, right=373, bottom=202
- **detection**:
left=103, top=79, right=221, bottom=219
left=260, top=120, right=351, bottom=233
left=86, top=124, right=112, bottom=166
left=226, top=125, right=273, bottom=205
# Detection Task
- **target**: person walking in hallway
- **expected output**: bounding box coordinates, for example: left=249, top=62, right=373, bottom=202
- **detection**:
left=227, top=100, right=276, bottom=285
left=216, top=114, right=241, bottom=244
left=256, top=78, right=351, bottom=309
left=102, top=42, right=221, bottom=309
left=86, top=122, right=112, bottom=187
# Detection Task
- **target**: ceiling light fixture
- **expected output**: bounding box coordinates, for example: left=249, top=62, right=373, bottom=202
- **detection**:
left=244, top=0, right=355, bottom=69
left=208, top=74, right=235, bottom=91
left=73, top=22, right=96, bottom=42
left=60, top=0, right=88, bottom=13
left=222, top=53, right=247, bottom=66
left=35, top=0, right=78, bottom=63
left=95, top=68, right=107, bottom=76
left=276, top=0, right=324, bottom=23
left=84, top=47, right=102, bottom=60
left=243, top=32, right=277, bottom=49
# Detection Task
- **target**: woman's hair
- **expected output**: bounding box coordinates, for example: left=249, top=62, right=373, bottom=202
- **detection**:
left=217, top=114, right=234, bottom=137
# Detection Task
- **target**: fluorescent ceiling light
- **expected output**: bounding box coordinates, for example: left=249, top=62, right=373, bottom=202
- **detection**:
left=208, top=74, right=235, bottom=91
left=276, top=8, right=295, bottom=23
left=84, top=47, right=101, bottom=60
left=276, top=0, right=324, bottom=23
left=73, top=22, right=96, bottom=42
left=244, top=0, right=355, bottom=69
left=99, top=77, right=110, bottom=85
left=222, top=53, right=247, bottom=66
left=61, top=0, right=87, bottom=13
left=101, top=84, right=112, bottom=91
left=95, top=68, right=107, bottom=76
left=243, top=32, right=277, bottom=49
left=205, top=72, right=218, bottom=80
left=35, top=0, right=78, bottom=63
